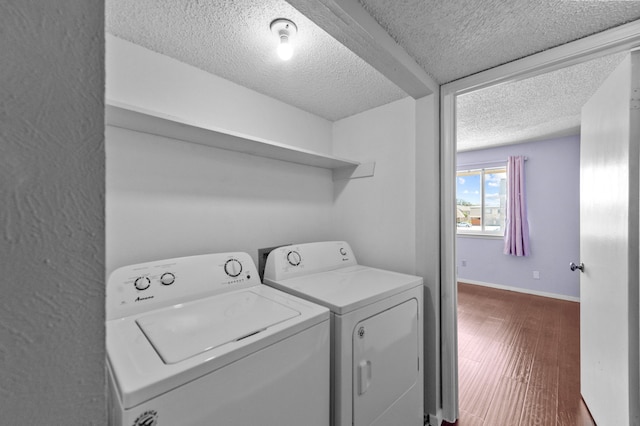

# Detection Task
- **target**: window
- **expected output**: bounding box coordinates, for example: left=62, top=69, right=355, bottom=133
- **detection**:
left=456, top=166, right=507, bottom=235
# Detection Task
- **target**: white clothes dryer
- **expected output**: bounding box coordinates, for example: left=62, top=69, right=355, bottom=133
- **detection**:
left=264, top=241, right=424, bottom=426
left=106, top=252, right=330, bottom=426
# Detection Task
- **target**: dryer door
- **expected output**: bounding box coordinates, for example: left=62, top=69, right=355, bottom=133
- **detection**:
left=352, top=298, right=420, bottom=426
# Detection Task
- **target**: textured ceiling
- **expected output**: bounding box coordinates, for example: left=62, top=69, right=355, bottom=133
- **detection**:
left=106, top=0, right=640, bottom=148
left=456, top=52, right=627, bottom=151
left=359, top=0, right=640, bottom=84
left=105, top=0, right=406, bottom=121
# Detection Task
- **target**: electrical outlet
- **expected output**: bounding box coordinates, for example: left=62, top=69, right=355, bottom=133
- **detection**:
left=533, top=270, right=540, bottom=279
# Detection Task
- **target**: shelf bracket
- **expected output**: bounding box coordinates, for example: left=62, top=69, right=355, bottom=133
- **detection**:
left=332, top=162, right=376, bottom=181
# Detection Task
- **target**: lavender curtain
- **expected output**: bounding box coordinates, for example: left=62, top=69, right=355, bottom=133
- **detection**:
left=503, top=156, right=530, bottom=256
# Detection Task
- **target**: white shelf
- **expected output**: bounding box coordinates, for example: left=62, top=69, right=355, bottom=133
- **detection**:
left=105, top=101, right=374, bottom=179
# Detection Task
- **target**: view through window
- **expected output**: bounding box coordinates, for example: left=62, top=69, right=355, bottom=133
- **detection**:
left=456, top=166, right=507, bottom=235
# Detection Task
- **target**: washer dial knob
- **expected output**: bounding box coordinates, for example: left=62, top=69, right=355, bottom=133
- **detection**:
left=224, top=259, right=243, bottom=277
left=339, top=247, right=347, bottom=256
left=287, top=251, right=302, bottom=266
left=160, top=272, right=175, bottom=285
left=134, top=276, right=151, bottom=291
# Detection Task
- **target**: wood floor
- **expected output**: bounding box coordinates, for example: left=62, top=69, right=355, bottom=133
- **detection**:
left=446, top=282, right=596, bottom=426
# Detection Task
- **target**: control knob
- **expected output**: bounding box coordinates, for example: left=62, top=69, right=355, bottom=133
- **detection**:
left=287, top=251, right=301, bottom=266
left=160, top=272, right=175, bottom=285
left=134, top=276, right=151, bottom=291
left=224, top=259, right=243, bottom=277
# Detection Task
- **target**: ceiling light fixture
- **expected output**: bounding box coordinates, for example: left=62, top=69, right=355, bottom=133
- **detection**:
left=270, top=18, right=297, bottom=61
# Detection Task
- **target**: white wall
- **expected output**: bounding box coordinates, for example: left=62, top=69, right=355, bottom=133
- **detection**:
left=106, top=35, right=332, bottom=153
left=1, top=1, right=106, bottom=424
left=331, top=98, right=417, bottom=273
left=106, top=36, right=336, bottom=275
left=106, top=127, right=334, bottom=274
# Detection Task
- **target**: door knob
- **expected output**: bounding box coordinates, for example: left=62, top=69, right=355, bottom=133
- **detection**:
left=570, top=262, right=584, bottom=272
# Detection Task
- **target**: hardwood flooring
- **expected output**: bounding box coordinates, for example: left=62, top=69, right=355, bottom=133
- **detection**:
left=445, top=282, right=596, bottom=426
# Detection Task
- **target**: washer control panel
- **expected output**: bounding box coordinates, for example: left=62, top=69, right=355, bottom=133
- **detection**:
left=224, top=258, right=243, bottom=277
left=134, top=276, right=151, bottom=291
left=287, top=250, right=302, bottom=266
left=160, top=272, right=175, bottom=285
left=106, top=252, right=260, bottom=320
left=264, top=241, right=357, bottom=281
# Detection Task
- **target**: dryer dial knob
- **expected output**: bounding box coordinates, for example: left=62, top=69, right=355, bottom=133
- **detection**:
left=160, top=272, right=175, bottom=285
left=224, top=259, right=243, bottom=277
left=287, top=251, right=301, bottom=266
left=134, top=276, right=151, bottom=291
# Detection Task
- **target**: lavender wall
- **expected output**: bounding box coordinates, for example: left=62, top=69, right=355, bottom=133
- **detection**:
left=457, top=135, right=580, bottom=299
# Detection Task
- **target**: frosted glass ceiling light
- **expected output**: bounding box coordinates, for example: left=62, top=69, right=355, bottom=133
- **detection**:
left=270, top=18, right=297, bottom=61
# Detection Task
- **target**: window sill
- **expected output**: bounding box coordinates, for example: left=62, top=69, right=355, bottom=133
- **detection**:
left=456, top=233, right=504, bottom=240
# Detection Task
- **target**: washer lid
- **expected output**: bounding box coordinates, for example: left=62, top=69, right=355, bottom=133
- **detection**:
left=136, top=290, right=300, bottom=364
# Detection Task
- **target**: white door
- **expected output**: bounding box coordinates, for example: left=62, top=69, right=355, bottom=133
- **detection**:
left=579, top=51, right=640, bottom=425
left=353, top=299, right=420, bottom=426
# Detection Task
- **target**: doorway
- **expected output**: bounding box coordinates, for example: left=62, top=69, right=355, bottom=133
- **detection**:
left=439, top=25, right=640, bottom=423
left=450, top=53, right=633, bottom=423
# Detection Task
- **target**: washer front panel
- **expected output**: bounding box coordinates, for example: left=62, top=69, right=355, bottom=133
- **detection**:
left=110, top=320, right=330, bottom=426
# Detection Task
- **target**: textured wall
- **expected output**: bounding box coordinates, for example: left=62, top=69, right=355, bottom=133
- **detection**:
left=457, top=135, right=580, bottom=299
left=1, top=1, right=106, bottom=424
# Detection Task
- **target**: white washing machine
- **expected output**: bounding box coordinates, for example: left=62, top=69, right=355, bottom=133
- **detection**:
left=106, top=252, right=330, bottom=426
left=263, top=241, right=424, bottom=426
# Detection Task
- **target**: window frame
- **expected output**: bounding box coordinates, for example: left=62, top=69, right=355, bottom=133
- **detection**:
left=456, top=164, right=507, bottom=238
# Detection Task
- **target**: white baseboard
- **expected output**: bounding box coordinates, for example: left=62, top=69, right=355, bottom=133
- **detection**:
left=426, top=410, right=443, bottom=426
left=458, top=279, right=580, bottom=302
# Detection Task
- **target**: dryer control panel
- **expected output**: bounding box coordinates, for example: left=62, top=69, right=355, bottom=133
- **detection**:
left=264, top=241, right=357, bottom=281
left=106, top=252, right=260, bottom=320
